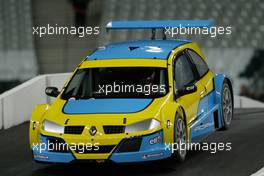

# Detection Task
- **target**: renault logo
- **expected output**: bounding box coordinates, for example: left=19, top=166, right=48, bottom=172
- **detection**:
left=89, top=126, right=97, bottom=136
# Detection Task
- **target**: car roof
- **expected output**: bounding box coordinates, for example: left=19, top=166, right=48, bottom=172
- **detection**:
left=86, top=39, right=191, bottom=60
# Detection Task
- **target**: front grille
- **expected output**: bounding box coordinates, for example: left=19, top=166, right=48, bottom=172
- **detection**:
left=116, top=137, right=142, bottom=153
left=74, top=145, right=116, bottom=154
left=103, top=125, right=125, bottom=134
left=64, top=126, right=84, bottom=134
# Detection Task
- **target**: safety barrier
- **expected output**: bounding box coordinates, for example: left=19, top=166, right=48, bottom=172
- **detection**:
left=0, top=98, right=3, bottom=130
left=234, top=95, right=264, bottom=109
left=0, top=73, right=263, bottom=130
left=0, top=73, right=70, bottom=129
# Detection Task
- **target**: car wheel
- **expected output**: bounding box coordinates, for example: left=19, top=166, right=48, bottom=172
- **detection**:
left=173, top=114, right=187, bottom=162
left=221, top=80, right=233, bottom=130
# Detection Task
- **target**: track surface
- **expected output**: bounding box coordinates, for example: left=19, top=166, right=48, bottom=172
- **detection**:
left=1, top=109, right=264, bottom=176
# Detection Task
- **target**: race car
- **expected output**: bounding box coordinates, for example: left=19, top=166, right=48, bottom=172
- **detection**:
left=29, top=20, right=233, bottom=163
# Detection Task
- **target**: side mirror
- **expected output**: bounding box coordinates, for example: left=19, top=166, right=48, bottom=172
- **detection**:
left=175, top=83, right=197, bottom=98
left=45, top=87, right=60, bottom=97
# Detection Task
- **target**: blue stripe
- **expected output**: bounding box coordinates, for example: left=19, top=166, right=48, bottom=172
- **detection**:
left=63, top=98, right=153, bottom=114
left=190, top=91, right=217, bottom=143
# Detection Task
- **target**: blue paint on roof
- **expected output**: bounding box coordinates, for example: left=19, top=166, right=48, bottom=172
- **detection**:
left=87, top=39, right=190, bottom=60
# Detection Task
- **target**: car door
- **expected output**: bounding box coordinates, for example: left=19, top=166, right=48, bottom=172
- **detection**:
left=186, top=49, right=213, bottom=97
left=186, top=49, right=216, bottom=141
left=186, top=49, right=215, bottom=114
left=173, top=51, right=206, bottom=126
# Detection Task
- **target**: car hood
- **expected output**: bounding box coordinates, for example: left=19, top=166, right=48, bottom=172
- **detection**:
left=63, top=98, right=153, bottom=114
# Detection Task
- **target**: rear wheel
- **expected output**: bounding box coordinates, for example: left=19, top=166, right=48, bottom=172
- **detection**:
left=221, top=80, right=233, bottom=130
left=173, top=114, right=187, bottom=162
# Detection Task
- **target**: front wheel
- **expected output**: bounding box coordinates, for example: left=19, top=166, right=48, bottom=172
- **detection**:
left=173, top=114, right=187, bottom=162
left=221, top=80, right=233, bottom=130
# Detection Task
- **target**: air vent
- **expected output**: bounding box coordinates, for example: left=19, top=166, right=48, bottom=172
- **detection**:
left=116, top=137, right=142, bottom=153
left=64, top=126, right=84, bottom=134
left=103, top=126, right=125, bottom=134
left=129, top=46, right=139, bottom=51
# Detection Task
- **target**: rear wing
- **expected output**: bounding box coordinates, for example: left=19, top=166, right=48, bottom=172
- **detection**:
left=106, top=20, right=214, bottom=39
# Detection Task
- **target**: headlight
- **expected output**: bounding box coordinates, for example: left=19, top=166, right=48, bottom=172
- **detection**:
left=42, top=120, right=64, bottom=134
left=125, top=119, right=160, bottom=133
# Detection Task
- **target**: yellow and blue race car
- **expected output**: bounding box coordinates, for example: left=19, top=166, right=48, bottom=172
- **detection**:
left=29, top=20, right=233, bottom=163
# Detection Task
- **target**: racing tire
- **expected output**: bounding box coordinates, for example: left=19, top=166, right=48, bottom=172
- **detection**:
left=221, top=80, right=233, bottom=130
left=173, top=113, right=187, bottom=162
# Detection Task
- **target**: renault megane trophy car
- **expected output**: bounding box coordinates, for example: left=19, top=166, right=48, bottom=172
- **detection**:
left=30, top=20, right=233, bottom=163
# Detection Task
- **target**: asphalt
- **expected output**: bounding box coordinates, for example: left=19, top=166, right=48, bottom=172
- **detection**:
left=1, top=108, right=264, bottom=176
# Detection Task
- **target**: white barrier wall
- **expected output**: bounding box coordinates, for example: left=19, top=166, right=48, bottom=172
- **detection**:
left=1, top=76, right=46, bottom=129
left=234, top=95, right=264, bottom=109
left=0, top=99, right=3, bottom=130
left=46, top=73, right=71, bottom=88
left=0, top=73, right=264, bottom=130
left=0, top=73, right=71, bottom=130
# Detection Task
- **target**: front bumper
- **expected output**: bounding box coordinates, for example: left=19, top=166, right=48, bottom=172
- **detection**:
left=32, top=130, right=172, bottom=163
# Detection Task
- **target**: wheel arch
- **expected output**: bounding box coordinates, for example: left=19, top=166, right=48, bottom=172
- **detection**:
left=225, top=78, right=234, bottom=106
left=174, top=106, right=189, bottom=143
left=175, top=106, right=187, bottom=124
left=213, top=74, right=234, bottom=127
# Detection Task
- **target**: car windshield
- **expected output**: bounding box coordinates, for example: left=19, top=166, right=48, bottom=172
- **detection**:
left=61, top=67, right=168, bottom=99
